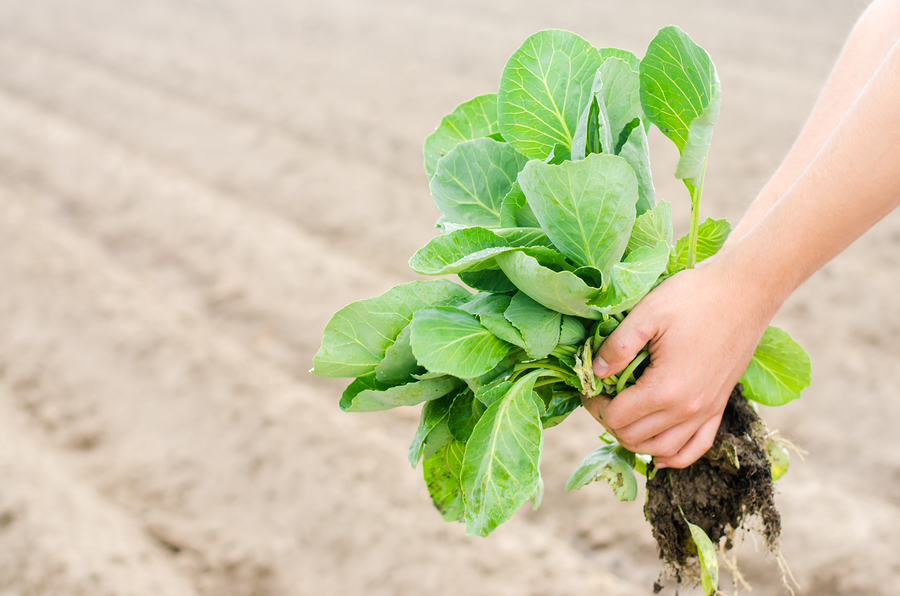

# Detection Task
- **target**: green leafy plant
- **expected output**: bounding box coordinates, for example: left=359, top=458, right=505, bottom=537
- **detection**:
left=312, top=26, right=810, bottom=594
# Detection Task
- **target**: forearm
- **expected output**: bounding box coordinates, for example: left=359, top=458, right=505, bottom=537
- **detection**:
left=719, top=37, right=900, bottom=312
left=727, top=0, right=900, bottom=247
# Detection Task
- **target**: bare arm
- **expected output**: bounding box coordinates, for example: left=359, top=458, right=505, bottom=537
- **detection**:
left=585, top=7, right=900, bottom=468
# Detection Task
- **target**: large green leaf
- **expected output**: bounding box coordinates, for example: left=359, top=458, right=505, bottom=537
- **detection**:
left=462, top=371, right=545, bottom=536
left=741, top=326, right=811, bottom=406
left=410, top=306, right=514, bottom=378
left=340, top=373, right=463, bottom=412
left=626, top=199, right=672, bottom=256
left=518, top=153, right=638, bottom=272
left=374, top=324, right=421, bottom=384
left=590, top=242, right=670, bottom=315
left=618, top=120, right=657, bottom=215
left=498, top=30, right=605, bottom=160
left=424, top=94, right=500, bottom=180
left=430, top=138, right=529, bottom=227
left=409, top=392, right=455, bottom=467
left=313, top=280, right=470, bottom=378
left=640, top=26, right=721, bottom=180
left=504, top=292, right=562, bottom=359
left=424, top=440, right=467, bottom=522
left=496, top=250, right=602, bottom=319
left=668, top=217, right=731, bottom=274
left=409, top=227, right=513, bottom=276
left=565, top=443, right=637, bottom=501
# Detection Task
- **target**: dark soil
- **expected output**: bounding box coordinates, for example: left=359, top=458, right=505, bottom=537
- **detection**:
left=645, top=385, right=780, bottom=591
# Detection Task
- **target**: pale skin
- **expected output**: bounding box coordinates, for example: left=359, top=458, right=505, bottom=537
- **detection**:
left=583, top=0, right=900, bottom=468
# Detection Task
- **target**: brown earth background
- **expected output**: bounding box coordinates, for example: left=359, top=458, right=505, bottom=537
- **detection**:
left=0, top=1, right=898, bottom=595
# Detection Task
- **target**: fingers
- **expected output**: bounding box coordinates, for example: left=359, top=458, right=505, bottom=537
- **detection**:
left=654, top=414, right=723, bottom=469
left=580, top=393, right=612, bottom=431
left=593, top=311, right=657, bottom=378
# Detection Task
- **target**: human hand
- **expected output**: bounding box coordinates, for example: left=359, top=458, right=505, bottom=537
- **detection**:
left=582, top=257, right=776, bottom=468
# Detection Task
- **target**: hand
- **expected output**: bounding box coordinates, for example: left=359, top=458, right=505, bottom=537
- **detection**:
left=581, top=257, right=775, bottom=468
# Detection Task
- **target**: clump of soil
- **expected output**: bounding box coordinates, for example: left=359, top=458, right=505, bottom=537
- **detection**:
left=645, top=385, right=780, bottom=592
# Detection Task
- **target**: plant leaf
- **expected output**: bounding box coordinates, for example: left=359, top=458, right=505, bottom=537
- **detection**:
left=504, top=292, right=562, bottom=359
left=499, top=182, right=541, bottom=228
left=640, top=26, right=721, bottom=180
left=409, top=227, right=512, bottom=276
left=572, top=58, right=642, bottom=161
left=618, top=120, right=657, bottom=215
left=409, top=392, right=456, bottom=467
left=430, top=137, right=529, bottom=227
left=741, top=326, right=811, bottom=406
left=496, top=250, right=602, bottom=319
left=462, top=371, right=545, bottom=536
left=590, top=242, right=669, bottom=315
left=458, top=269, right=518, bottom=294
left=455, top=292, right=527, bottom=350
left=449, top=391, right=488, bottom=442
left=498, top=30, right=605, bottom=160
left=375, top=324, right=421, bottom=384
left=686, top=521, right=720, bottom=595
left=518, top=153, right=638, bottom=272
left=565, top=443, right=638, bottom=501
left=410, top=306, right=514, bottom=378
left=340, top=373, right=464, bottom=412
left=668, top=217, right=731, bottom=274
left=423, top=440, right=467, bottom=522
left=541, top=393, right=582, bottom=428
left=424, top=94, right=500, bottom=180
left=559, top=316, right=587, bottom=345
left=313, top=280, right=471, bottom=378
left=626, top=199, right=672, bottom=256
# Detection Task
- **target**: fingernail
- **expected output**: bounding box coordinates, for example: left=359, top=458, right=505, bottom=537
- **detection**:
left=655, top=461, right=668, bottom=470
left=593, top=356, right=609, bottom=377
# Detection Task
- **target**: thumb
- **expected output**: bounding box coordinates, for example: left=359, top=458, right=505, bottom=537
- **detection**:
left=593, top=313, right=656, bottom=378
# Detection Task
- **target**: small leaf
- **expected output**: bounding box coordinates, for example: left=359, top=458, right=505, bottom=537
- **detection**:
left=766, top=438, right=791, bottom=481
left=462, top=371, right=546, bottom=536
left=668, top=218, right=731, bottom=274
left=686, top=521, right=720, bottom=595
left=312, top=280, right=470, bottom=378
left=541, top=393, right=581, bottom=428
left=565, top=443, right=638, bottom=501
left=424, top=94, right=500, bottom=180
left=496, top=250, right=602, bottom=319
left=504, top=292, right=563, bottom=359
left=423, top=418, right=455, bottom=460
left=640, top=26, right=721, bottom=180
left=409, top=392, right=456, bottom=467
left=498, top=30, right=605, bottom=160
left=518, top=153, right=638, bottom=272
left=449, top=391, right=488, bottom=442
left=340, top=374, right=464, bottom=412
left=499, top=182, right=541, bottom=228
left=423, top=440, right=467, bottom=522
left=590, top=242, right=669, bottom=315
left=410, top=306, right=514, bottom=378
left=459, top=269, right=518, bottom=294
left=618, top=121, right=657, bottom=215
left=626, top=200, right=672, bottom=256
left=430, top=138, right=529, bottom=227
left=741, top=326, right=811, bottom=406
left=558, top=316, right=587, bottom=345
left=375, top=324, right=421, bottom=384
left=409, top=227, right=512, bottom=276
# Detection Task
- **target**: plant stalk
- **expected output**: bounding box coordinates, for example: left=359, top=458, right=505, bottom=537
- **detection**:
left=685, top=156, right=709, bottom=269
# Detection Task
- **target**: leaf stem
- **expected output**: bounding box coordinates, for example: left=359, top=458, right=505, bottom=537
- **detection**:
left=686, top=157, right=708, bottom=269
left=616, top=350, right=650, bottom=394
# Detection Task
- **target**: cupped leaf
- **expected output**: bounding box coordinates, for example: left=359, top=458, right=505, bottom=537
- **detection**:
left=449, top=391, right=488, bottom=442
left=462, top=370, right=547, bottom=536
left=313, top=280, right=471, bottom=378
left=559, top=316, right=587, bottom=345
left=571, top=74, right=611, bottom=160
left=640, top=26, right=721, bottom=180
left=518, top=153, right=638, bottom=272
left=499, top=182, right=541, bottom=228
left=618, top=120, right=657, bottom=215
left=498, top=30, right=605, bottom=160
left=565, top=443, right=638, bottom=501
left=504, top=292, right=562, bottom=359
left=590, top=241, right=670, bottom=315
left=340, top=373, right=464, bottom=412
left=686, top=521, right=720, bottom=595
left=626, top=199, right=673, bottom=256
left=541, top=393, right=582, bottom=428
left=410, top=306, right=514, bottom=378
left=409, top=227, right=512, bottom=276
left=572, top=58, right=642, bottom=161
left=668, top=217, right=731, bottom=274
left=496, top=250, right=602, bottom=319
left=424, top=440, right=467, bottom=522
left=409, top=392, right=456, bottom=467
left=430, top=137, right=529, bottom=227
left=741, top=326, right=811, bottom=406
left=424, top=94, right=500, bottom=180
left=459, top=269, right=518, bottom=294
left=375, top=324, right=421, bottom=384
left=598, top=47, right=640, bottom=72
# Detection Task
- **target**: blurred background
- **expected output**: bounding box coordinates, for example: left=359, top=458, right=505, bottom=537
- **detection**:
left=1, top=0, right=898, bottom=594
